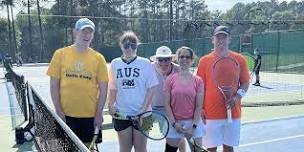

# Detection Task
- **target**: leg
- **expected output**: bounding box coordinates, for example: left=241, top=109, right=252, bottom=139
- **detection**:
left=207, top=147, right=217, bottom=152
left=117, top=127, right=133, bottom=152
left=166, top=138, right=182, bottom=152
left=177, top=138, right=186, bottom=152
left=223, top=119, right=240, bottom=152
left=223, top=144, right=234, bottom=152
left=113, top=119, right=134, bottom=152
left=203, top=120, right=225, bottom=151
left=133, top=128, right=147, bottom=152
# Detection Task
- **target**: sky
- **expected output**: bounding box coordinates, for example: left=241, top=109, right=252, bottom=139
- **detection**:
left=0, top=0, right=301, bottom=19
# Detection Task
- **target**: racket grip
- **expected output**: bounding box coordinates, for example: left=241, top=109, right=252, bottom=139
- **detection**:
left=227, top=109, right=232, bottom=123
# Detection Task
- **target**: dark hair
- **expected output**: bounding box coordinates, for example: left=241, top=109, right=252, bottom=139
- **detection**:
left=176, top=46, right=195, bottom=59
left=119, top=31, right=139, bottom=45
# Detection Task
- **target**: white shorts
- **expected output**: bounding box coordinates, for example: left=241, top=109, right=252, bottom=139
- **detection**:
left=203, top=119, right=240, bottom=148
left=167, top=118, right=205, bottom=139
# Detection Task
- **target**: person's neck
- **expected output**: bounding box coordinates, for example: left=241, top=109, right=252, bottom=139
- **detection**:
left=74, top=43, right=88, bottom=52
left=123, top=54, right=136, bottom=62
left=214, top=47, right=229, bottom=57
left=179, top=68, right=191, bottom=77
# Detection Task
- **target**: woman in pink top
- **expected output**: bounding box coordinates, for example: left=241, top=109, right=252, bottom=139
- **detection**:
left=164, top=46, right=205, bottom=152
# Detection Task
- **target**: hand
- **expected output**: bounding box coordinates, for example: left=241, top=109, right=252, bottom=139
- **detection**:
left=108, top=105, right=117, bottom=116
left=174, top=122, right=184, bottom=133
left=226, top=95, right=241, bottom=109
left=183, top=127, right=194, bottom=139
left=94, top=112, right=104, bottom=128
left=56, top=109, right=66, bottom=122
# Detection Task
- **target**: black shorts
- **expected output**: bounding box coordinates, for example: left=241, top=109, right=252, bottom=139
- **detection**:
left=113, top=115, right=154, bottom=132
left=112, top=118, right=134, bottom=131
left=65, top=116, right=98, bottom=143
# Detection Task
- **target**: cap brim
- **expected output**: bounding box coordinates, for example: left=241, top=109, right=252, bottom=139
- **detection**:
left=150, top=54, right=176, bottom=61
left=79, top=25, right=95, bottom=31
left=214, top=31, right=229, bottom=36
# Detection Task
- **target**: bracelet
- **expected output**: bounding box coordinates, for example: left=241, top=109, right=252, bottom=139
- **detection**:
left=237, top=89, right=246, bottom=98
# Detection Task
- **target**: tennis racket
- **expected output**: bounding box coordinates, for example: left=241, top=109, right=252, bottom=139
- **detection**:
left=212, top=56, right=241, bottom=123
left=88, top=127, right=102, bottom=152
left=113, top=110, right=169, bottom=140
left=188, top=137, right=209, bottom=152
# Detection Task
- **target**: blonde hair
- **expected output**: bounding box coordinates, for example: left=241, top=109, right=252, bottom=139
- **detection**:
left=119, top=31, right=140, bottom=45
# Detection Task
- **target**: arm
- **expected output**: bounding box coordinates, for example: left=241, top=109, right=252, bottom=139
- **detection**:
left=50, top=77, right=65, bottom=121
left=164, top=90, right=175, bottom=126
left=107, top=89, right=117, bottom=116
left=227, top=82, right=249, bottom=109
left=138, top=86, right=156, bottom=114
left=94, top=81, right=108, bottom=128
left=193, top=90, right=203, bottom=126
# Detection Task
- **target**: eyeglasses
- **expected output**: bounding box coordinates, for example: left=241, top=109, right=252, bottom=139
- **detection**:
left=123, top=43, right=137, bottom=50
left=157, top=58, right=171, bottom=63
left=178, top=55, right=192, bottom=59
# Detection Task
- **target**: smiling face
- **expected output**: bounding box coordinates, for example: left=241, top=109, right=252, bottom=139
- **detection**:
left=74, top=27, right=94, bottom=48
left=177, top=48, right=193, bottom=70
left=156, top=57, right=172, bottom=73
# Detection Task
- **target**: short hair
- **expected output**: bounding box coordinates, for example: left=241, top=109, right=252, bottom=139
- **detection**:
left=119, top=31, right=139, bottom=45
left=176, top=46, right=195, bottom=59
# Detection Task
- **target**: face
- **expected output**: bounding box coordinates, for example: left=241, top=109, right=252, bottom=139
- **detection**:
left=177, top=49, right=193, bottom=70
left=212, top=33, right=230, bottom=49
left=74, top=28, right=94, bottom=48
left=121, top=41, right=137, bottom=58
left=156, top=57, right=172, bottom=73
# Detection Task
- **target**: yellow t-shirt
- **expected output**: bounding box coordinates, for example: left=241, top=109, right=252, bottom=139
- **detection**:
left=47, top=45, right=108, bottom=117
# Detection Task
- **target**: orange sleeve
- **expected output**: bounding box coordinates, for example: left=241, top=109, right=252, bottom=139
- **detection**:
left=196, top=57, right=206, bottom=83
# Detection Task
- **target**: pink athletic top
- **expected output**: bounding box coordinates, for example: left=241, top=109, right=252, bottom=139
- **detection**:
left=163, top=73, right=203, bottom=120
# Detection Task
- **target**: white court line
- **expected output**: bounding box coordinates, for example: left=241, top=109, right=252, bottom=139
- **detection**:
left=239, top=134, right=304, bottom=147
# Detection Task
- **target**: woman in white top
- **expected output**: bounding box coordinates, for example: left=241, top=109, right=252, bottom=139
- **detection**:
left=108, top=31, right=158, bottom=152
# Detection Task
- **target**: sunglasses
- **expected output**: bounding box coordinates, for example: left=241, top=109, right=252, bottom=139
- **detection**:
left=179, top=55, right=192, bottom=59
left=123, top=43, right=137, bottom=50
left=157, top=58, right=171, bottom=63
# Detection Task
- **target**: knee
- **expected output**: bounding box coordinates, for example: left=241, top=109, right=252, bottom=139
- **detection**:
left=165, top=143, right=178, bottom=152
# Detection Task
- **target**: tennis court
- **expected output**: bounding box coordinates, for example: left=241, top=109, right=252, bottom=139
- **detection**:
left=8, top=64, right=304, bottom=151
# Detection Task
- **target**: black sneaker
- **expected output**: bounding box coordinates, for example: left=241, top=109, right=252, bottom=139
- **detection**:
left=253, top=83, right=260, bottom=86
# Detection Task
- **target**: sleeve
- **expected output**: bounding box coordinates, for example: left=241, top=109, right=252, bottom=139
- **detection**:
left=97, top=54, right=109, bottom=82
left=146, top=62, right=159, bottom=88
left=238, top=55, right=251, bottom=83
left=46, top=50, right=61, bottom=79
left=108, top=61, right=117, bottom=90
left=196, top=57, right=206, bottom=84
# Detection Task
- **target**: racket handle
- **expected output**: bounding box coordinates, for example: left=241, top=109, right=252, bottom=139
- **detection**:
left=227, top=109, right=232, bottom=123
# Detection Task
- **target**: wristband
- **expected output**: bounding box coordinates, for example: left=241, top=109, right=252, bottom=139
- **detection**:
left=171, top=122, right=176, bottom=127
left=237, top=89, right=246, bottom=98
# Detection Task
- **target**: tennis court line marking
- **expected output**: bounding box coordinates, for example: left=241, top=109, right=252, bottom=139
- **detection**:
left=239, top=134, right=304, bottom=147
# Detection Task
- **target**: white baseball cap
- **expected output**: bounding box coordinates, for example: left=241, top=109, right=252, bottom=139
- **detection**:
left=75, top=18, right=95, bottom=31
left=150, top=46, right=175, bottom=61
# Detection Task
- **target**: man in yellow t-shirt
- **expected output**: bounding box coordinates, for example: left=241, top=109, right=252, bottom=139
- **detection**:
left=47, top=18, right=108, bottom=143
